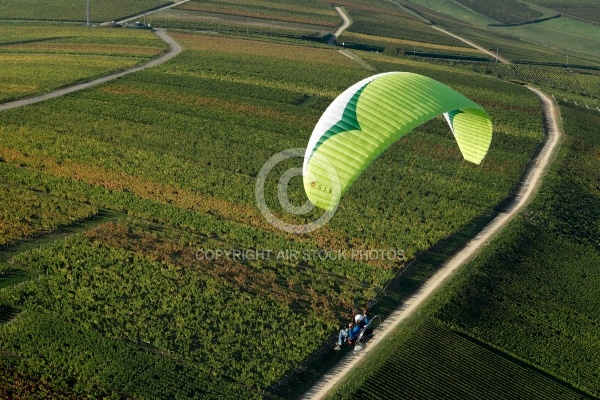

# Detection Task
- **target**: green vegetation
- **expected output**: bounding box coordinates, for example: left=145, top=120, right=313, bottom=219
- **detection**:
left=148, top=0, right=338, bottom=36
left=453, top=0, right=543, bottom=25
left=407, top=0, right=498, bottom=26
left=413, top=59, right=600, bottom=101
left=338, top=31, right=484, bottom=59
left=1, top=232, right=331, bottom=394
left=2, top=1, right=600, bottom=398
left=0, top=23, right=166, bottom=102
left=0, top=308, right=249, bottom=398
left=488, top=16, right=600, bottom=60
left=0, top=356, right=79, bottom=400
left=0, top=26, right=543, bottom=397
left=0, top=185, right=97, bottom=246
left=339, top=3, right=466, bottom=48
left=528, top=0, right=600, bottom=24
left=0, top=33, right=542, bottom=256
left=148, top=9, right=332, bottom=36
left=329, top=321, right=585, bottom=399
left=0, top=0, right=170, bottom=22
left=449, top=21, right=599, bottom=66
left=175, top=0, right=338, bottom=27
left=328, top=99, right=600, bottom=399
left=403, top=0, right=600, bottom=65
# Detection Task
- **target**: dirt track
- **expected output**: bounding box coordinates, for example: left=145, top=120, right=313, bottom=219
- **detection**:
left=328, top=6, right=352, bottom=45
left=300, top=70, right=562, bottom=400
left=1, top=11, right=563, bottom=400
left=0, top=29, right=181, bottom=112
left=301, top=13, right=562, bottom=399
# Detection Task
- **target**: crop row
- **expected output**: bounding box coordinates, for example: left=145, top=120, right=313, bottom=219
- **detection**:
left=0, top=24, right=164, bottom=46
left=348, top=322, right=584, bottom=400
left=0, top=161, right=394, bottom=288
left=0, top=356, right=78, bottom=400
left=148, top=9, right=332, bottom=36
left=0, top=0, right=169, bottom=22
left=338, top=31, right=480, bottom=56
left=0, top=308, right=251, bottom=399
left=434, top=21, right=579, bottom=65
left=0, top=53, right=150, bottom=103
left=343, top=7, right=466, bottom=48
left=81, top=220, right=372, bottom=322
left=433, top=105, right=600, bottom=397
left=1, top=233, right=337, bottom=392
left=0, top=23, right=165, bottom=102
left=0, top=185, right=97, bottom=246
left=527, top=0, right=600, bottom=23
left=433, top=60, right=600, bottom=98
left=175, top=0, right=338, bottom=27
left=436, top=221, right=599, bottom=396
left=453, top=0, right=541, bottom=25
left=0, top=35, right=542, bottom=253
left=0, top=30, right=549, bottom=398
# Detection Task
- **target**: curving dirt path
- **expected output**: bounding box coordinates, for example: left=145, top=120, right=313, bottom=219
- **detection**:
left=329, top=6, right=376, bottom=71
left=328, top=6, right=352, bottom=45
left=302, top=16, right=563, bottom=399
left=302, top=90, right=562, bottom=399
left=0, top=29, right=181, bottom=112
left=300, top=65, right=562, bottom=400
left=1, top=12, right=563, bottom=399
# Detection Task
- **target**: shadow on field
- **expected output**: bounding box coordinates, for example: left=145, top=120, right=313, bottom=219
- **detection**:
left=0, top=208, right=121, bottom=263
left=265, top=101, right=550, bottom=398
left=265, top=210, right=497, bottom=399
left=0, top=305, right=21, bottom=324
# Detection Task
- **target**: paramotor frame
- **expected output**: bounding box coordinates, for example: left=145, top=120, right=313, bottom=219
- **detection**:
left=353, top=315, right=381, bottom=352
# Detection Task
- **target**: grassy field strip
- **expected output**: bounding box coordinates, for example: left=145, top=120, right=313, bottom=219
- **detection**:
left=301, top=87, right=561, bottom=399
left=337, top=49, right=376, bottom=71
left=0, top=29, right=180, bottom=112
left=431, top=25, right=510, bottom=63
left=117, top=0, right=191, bottom=23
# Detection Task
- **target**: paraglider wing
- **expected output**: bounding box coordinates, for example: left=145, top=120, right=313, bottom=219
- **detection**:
left=302, top=72, right=493, bottom=211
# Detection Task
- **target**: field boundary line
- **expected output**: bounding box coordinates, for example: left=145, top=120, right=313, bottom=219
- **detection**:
left=431, top=25, right=510, bottom=63
left=301, top=88, right=562, bottom=399
left=329, top=6, right=375, bottom=71
left=0, top=29, right=181, bottom=113
left=116, top=0, right=191, bottom=24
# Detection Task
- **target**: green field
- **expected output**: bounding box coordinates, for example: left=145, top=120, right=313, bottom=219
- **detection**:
left=329, top=321, right=587, bottom=399
left=0, top=0, right=170, bottom=22
left=327, top=90, right=600, bottom=400
left=453, top=0, right=543, bottom=25
left=146, top=0, right=340, bottom=37
left=0, top=23, right=543, bottom=397
left=0, top=24, right=166, bottom=102
left=1, top=0, right=600, bottom=398
left=400, top=0, right=600, bottom=66
left=0, top=185, right=97, bottom=246
left=407, top=59, right=600, bottom=106
left=175, top=0, right=338, bottom=27
left=340, top=3, right=467, bottom=48
left=528, top=0, right=600, bottom=24
left=489, top=16, right=600, bottom=60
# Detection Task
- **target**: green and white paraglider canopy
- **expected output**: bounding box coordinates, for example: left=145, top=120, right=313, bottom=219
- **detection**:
left=303, top=71, right=493, bottom=211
